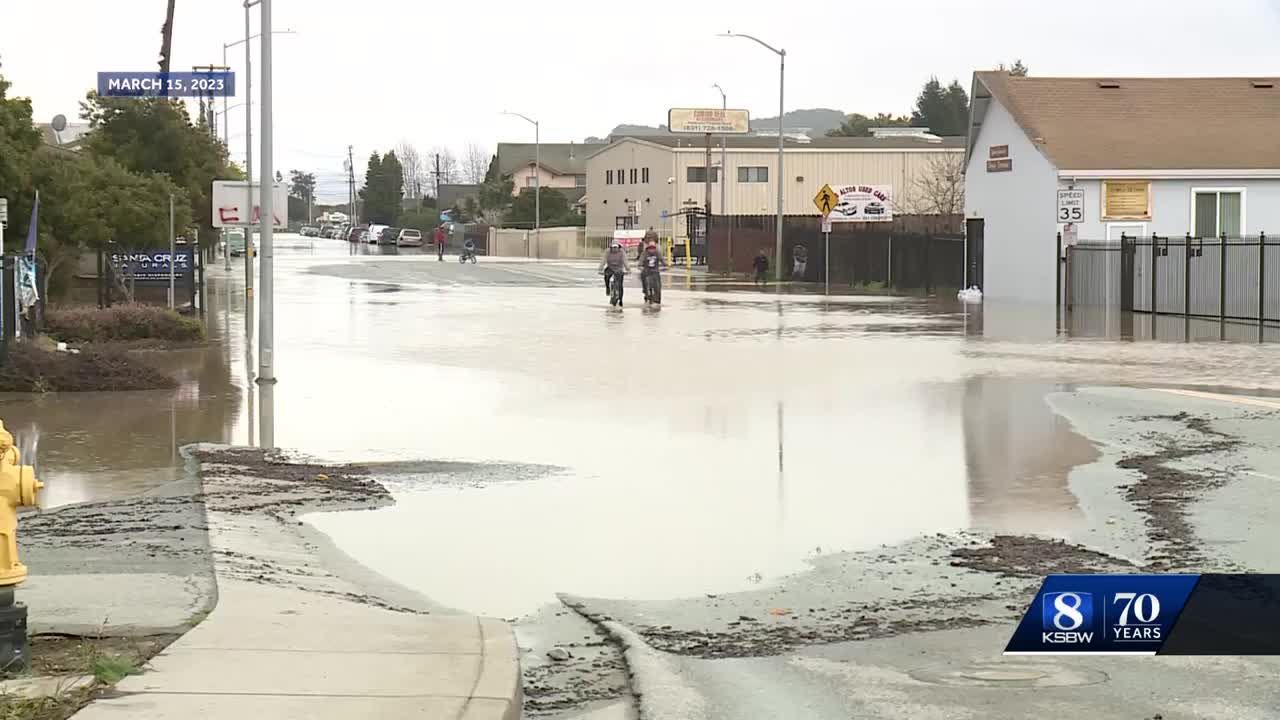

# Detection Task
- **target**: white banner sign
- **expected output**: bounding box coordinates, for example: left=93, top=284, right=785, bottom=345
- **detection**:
left=668, top=108, right=751, bottom=134
left=211, top=180, right=288, bottom=228
left=827, top=184, right=893, bottom=223
left=613, top=229, right=646, bottom=249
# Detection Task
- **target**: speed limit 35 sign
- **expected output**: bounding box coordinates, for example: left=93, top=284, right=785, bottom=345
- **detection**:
left=1057, top=189, right=1084, bottom=223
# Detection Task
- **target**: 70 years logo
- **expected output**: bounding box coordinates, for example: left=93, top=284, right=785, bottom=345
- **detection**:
left=1006, top=575, right=1198, bottom=654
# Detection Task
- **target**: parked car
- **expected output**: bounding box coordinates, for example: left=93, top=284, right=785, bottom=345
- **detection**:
left=862, top=201, right=886, bottom=216
left=226, top=229, right=247, bottom=257
left=397, top=228, right=423, bottom=247
left=300, top=225, right=320, bottom=237
left=345, top=225, right=367, bottom=242
left=366, top=224, right=389, bottom=244
left=378, top=227, right=401, bottom=245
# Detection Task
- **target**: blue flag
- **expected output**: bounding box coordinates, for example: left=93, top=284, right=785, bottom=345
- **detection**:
left=24, top=191, right=38, bottom=255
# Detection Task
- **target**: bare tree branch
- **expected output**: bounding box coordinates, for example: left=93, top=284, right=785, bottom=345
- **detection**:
left=906, top=153, right=966, bottom=231
left=395, top=141, right=425, bottom=199
left=462, top=143, right=490, bottom=184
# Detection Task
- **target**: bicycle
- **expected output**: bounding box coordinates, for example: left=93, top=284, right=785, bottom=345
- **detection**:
left=608, top=271, right=625, bottom=307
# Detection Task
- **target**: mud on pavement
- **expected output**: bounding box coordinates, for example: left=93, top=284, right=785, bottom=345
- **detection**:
left=558, top=405, right=1258, bottom=663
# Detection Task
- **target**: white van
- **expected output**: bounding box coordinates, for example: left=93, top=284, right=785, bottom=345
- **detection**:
left=366, top=224, right=388, bottom=244
left=397, top=229, right=423, bottom=247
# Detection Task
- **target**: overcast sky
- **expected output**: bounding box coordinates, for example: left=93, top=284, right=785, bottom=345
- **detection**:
left=3, top=0, right=1279, bottom=202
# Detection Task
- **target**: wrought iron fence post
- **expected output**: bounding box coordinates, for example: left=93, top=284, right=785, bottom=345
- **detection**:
left=1260, top=231, right=1268, bottom=334
left=1151, top=234, right=1159, bottom=319
left=1220, top=233, right=1227, bottom=324
left=1184, top=233, right=1192, bottom=321
left=1056, top=232, right=1062, bottom=313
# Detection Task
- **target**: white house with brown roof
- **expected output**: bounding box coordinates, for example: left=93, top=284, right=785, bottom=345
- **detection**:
left=965, top=71, right=1280, bottom=304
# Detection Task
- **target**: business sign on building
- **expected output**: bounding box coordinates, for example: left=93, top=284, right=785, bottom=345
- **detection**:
left=1103, top=181, right=1151, bottom=220
left=827, top=184, right=894, bottom=223
left=110, top=248, right=195, bottom=283
left=211, top=180, right=288, bottom=228
left=668, top=108, right=751, bottom=134
left=613, top=229, right=646, bottom=249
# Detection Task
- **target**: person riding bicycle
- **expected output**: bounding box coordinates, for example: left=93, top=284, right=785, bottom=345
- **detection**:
left=639, top=240, right=666, bottom=302
left=598, top=242, right=630, bottom=304
left=462, top=238, right=476, bottom=260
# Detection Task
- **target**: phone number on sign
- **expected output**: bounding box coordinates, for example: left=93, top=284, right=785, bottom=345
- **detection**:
left=97, top=72, right=235, bottom=97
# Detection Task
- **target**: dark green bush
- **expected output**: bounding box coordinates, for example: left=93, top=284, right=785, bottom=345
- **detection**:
left=45, top=304, right=205, bottom=344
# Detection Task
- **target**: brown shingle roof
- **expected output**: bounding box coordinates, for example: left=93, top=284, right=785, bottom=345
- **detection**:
left=974, top=71, right=1280, bottom=170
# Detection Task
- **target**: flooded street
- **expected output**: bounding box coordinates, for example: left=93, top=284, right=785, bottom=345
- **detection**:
left=10, top=236, right=1280, bottom=611
left=12, top=236, right=1280, bottom=718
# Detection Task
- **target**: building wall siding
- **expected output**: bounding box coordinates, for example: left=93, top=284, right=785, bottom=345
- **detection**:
left=1063, top=178, right=1280, bottom=240
left=583, top=140, right=674, bottom=241
left=964, top=98, right=1061, bottom=304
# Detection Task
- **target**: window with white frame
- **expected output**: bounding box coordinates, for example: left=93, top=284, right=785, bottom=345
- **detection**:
left=737, top=166, right=769, bottom=183
left=1192, top=188, right=1244, bottom=238
left=606, top=170, right=613, bottom=185
left=642, top=167, right=650, bottom=183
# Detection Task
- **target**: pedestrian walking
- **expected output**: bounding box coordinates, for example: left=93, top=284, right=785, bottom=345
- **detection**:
left=753, top=248, right=769, bottom=288
left=435, top=225, right=446, bottom=261
left=792, top=244, right=809, bottom=280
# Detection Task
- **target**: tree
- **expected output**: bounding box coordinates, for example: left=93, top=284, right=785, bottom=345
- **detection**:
left=998, top=59, right=1029, bottom=77
left=288, top=170, right=316, bottom=203
left=80, top=93, right=237, bottom=239
left=30, top=148, right=189, bottom=296
left=359, top=150, right=404, bottom=225
left=428, top=147, right=458, bottom=194
left=476, top=172, right=514, bottom=224
left=906, top=153, right=965, bottom=230
left=827, top=112, right=911, bottom=137
left=506, top=187, right=578, bottom=228
left=0, top=64, right=43, bottom=251
left=395, top=141, right=425, bottom=198
left=462, top=143, right=489, bottom=184
left=911, top=77, right=970, bottom=136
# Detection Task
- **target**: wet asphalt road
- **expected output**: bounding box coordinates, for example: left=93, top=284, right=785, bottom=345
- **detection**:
left=11, top=236, right=1280, bottom=718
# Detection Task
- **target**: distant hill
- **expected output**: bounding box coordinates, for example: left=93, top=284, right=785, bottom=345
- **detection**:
left=592, top=108, right=846, bottom=141
left=750, top=108, right=846, bottom=138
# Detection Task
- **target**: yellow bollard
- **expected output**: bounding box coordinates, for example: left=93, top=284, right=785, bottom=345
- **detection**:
left=0, top=421, right=42, bottom=588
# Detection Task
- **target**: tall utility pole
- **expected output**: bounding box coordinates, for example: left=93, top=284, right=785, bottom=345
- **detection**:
left=193, top=65, right=229, bottom=138
left=704, top=132, right=712, bottom=266
left=433, top=154, right=442, bottom=200
left=159, top=0, right=176, bottom=75
left=501, top=111, right=540, bottom=260
left=258, top=0, right=276, bottom=393
left=721, top=32, right=785, bottom=282
left=714, top=83, right=732, bottom=271
left=243, top=1, right=257, bottom=306
left=347, top=145, right=356, bottom=223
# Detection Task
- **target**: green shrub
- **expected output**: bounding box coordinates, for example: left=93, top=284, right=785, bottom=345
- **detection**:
left=0, top=343, right=177, bottom=392
left=45, top=304, right=205, bottom=344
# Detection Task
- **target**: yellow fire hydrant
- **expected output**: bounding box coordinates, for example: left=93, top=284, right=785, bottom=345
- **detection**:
left=0, top=420, right=41, bottom=671
left=0, top=420, right=41, bottom=587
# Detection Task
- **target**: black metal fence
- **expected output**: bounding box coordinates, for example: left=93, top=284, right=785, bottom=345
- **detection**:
left=709, top=215, right=968, bottom=291
left=1064, top=234, right=1279, bottom=324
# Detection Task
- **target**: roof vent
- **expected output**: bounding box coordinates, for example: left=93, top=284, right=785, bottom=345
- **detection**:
left=1097, top=80, right=1120, bottom=89
left=1252, top=80, right=1275, bottom=88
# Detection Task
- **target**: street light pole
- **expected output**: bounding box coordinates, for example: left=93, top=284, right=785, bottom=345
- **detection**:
left=714, top=83, right=731, bottom=272
left=721, top=32, right=785, bottom=282
left=502, top=111, right=540, bottom=260
left=258, top=0, right=277, bottom=399
left=242, top=2, right=256, bottom=306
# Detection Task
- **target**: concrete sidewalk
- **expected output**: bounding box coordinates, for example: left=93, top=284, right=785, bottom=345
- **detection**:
left=72, top=448, right=522, bottom=720
left=73, top=579, right=521, bottom=719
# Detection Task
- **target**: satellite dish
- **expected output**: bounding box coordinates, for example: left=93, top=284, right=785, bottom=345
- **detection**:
left=51, top=114, right=67, bottom=132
